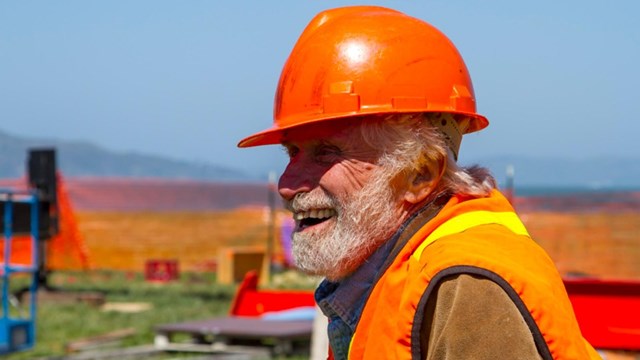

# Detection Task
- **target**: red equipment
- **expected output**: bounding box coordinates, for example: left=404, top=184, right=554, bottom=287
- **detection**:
left=229, top=270, right=315, bottom=317
left=565, top=277, right=640, bottom=351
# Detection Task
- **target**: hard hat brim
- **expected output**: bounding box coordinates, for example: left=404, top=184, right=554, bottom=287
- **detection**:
left=237, top=111, right=488, bottom=148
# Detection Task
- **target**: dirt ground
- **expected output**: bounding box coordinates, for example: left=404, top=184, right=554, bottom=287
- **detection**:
left=52, top=208, right=640, bottom=281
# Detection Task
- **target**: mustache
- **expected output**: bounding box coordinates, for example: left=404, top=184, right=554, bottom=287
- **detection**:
left=286, top=190, right=337, bottom=212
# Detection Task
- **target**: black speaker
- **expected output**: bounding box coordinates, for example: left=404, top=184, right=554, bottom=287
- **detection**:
left=28, top=149, right=57, bottom=203
left=27, top=148, right=59, bottom=239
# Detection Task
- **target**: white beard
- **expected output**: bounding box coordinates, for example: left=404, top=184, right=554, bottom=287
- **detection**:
left=288, top=169, right=400, bottom=281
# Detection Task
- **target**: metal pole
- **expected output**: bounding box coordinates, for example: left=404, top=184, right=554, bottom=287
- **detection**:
left=29, top=192, right=39, bottom=340
left=2, top=193, right=12, bottom=320
left=505, top=164, right=515, bottom=205
left=266, top=171, right=277, bottom=282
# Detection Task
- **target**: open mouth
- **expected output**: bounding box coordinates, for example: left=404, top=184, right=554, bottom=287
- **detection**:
left=294, top=209, right=337, bottom=230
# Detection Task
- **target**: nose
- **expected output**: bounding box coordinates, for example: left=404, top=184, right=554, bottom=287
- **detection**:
left=278, top=159, right=313, bottom=201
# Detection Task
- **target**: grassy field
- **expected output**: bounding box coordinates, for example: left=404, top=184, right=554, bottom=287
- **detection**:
left=5, top=270, right=232, bottom=359
left=6, top=269, right=316, bottom=359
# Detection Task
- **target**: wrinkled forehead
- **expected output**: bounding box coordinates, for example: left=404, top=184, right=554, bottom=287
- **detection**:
left=279, top=116, right=372, bottom=145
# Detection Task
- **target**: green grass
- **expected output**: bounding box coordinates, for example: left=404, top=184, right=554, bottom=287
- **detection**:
left=4, top=270, right=257, bottom=359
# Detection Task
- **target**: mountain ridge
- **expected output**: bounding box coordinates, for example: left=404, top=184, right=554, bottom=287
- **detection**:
left=0, top=130, right=251, bottom=181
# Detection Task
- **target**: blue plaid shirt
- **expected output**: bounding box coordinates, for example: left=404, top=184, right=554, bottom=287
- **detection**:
left=315, top=237, right=395, bottom=360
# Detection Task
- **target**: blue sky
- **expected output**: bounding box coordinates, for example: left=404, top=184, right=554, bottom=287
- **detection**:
left=1, top=1, right=638, bottom=177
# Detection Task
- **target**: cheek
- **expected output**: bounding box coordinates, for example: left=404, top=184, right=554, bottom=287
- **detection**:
left=346, top=160, right=379, bottom=187
left=321, top=161, right=380, bottom=195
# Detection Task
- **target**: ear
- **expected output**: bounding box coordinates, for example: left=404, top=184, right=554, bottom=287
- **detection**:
left=402, top=157, right=445, bottom=205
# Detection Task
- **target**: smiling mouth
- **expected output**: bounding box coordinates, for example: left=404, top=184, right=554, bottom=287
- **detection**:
left=294, top=209, right=337, bottom=230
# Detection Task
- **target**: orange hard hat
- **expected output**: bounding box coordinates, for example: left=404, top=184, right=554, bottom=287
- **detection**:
left=238, top=5, right=488, bottom=148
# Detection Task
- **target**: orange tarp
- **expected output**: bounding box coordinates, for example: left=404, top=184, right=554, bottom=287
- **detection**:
left=0, top=235, right=35, bottom=267
left=0, top=175, right=91, bottom=271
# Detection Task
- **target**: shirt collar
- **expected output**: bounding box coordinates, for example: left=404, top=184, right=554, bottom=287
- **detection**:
left=315, top=236, right=395, bottom=328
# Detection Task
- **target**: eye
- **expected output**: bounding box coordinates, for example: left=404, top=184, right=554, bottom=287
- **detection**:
left=314, top=144, right=341, bottom=162
left=283, top=144, right=299, bottom=158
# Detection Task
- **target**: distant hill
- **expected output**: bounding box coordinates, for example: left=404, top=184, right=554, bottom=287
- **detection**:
left=0, top=130, right=250, bottom=181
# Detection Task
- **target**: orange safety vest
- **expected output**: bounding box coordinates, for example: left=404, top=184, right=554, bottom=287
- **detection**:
left=345, top=190, right=600, bottom=359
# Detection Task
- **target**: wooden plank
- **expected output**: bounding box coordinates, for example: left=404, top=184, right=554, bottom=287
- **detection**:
left=155, top=317, right=313, bottom=339
left=65, top=328, right=136, bottom=353
left=158, top=342, right=270, bottom=358
left=62, top=345, right=162, bottom=359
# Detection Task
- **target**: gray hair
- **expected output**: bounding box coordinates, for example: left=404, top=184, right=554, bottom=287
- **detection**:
left=357, top=113, right=497, bottom=199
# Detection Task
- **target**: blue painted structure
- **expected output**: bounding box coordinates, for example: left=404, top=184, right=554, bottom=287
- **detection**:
left=0, top=189, right=39, bottom=355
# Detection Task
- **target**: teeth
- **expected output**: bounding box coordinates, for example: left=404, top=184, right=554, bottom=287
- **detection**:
left=294, top=209, right=336, bottom=221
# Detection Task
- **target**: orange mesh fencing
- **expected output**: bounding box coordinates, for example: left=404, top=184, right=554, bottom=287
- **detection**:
left=46, top=175, right=92, bottom=270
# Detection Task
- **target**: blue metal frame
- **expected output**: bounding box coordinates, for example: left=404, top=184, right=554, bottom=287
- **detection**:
left=0, top=189, right=39, bottom=355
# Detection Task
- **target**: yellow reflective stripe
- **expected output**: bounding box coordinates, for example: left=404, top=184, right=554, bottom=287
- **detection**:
left=412, top=211, right=529, bottom=260
left=348, top=336, right=354, bottom=359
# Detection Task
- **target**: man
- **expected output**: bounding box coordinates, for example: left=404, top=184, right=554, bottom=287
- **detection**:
left=238, top=6, right=600, bottom=360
